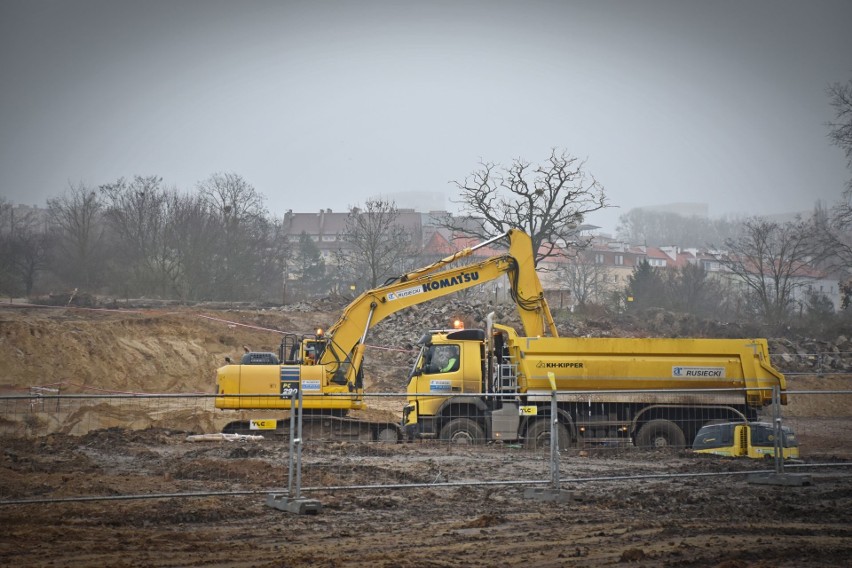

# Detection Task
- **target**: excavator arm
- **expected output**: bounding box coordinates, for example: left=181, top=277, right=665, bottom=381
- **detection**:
left=318, top=228, right=557, bottom=388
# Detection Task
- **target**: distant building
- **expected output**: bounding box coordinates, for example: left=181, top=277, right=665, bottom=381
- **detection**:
left=633, top=202, right=709, bottom=218
left=280, top=208, right=841, bottom=312
left=283, top=208, right=452, bottom=260
left=376, top=191, right=447, bottom=213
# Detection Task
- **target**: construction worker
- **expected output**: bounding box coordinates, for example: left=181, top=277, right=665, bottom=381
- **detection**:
left=441, top=354, right=458, bottom=373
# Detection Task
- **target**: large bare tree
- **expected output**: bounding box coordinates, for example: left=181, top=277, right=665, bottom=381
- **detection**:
left=812, top=80, right=852, bottom=293
left=164, top=192, right=222, bottom=301
left=8, top=209, right=51, bottom=296
left=0, top=200, right=51, bottom=296
left=47, top=182, right=107, bottom=291
left=99, top=175, right=174, bottom=297
left=446, top=148, right=608, bottom=265
left=715, top=217, right=817, bottom=324
left=342, top=198, right=413, bottom=289
left=197, top=172, right=270, bottom=300
left=827, top=78, right=852, bottom=189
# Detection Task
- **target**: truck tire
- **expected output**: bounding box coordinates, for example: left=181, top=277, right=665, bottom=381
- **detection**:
left=635, top=419, right=687, bottom=448
left=524, top=418, right=571, bottom=450
left=375, top=426, right=400, bottom=443
left=440, top=418, right=485, bottom=444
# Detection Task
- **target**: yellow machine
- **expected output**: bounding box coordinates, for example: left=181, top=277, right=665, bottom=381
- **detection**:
left=215, top=226, right=787, bottom=447
left=693, top=422, right=799, bottom=459
left=214, top=229, right=555, bottom=439
left=402, top=318, right=787, bottom=448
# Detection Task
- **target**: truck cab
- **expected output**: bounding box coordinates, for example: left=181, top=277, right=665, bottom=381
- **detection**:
left=403, top=329, right=490, bottom=440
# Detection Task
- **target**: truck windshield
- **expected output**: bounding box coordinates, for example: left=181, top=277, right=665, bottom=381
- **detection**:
left=423, top=344, right=460, bottom=374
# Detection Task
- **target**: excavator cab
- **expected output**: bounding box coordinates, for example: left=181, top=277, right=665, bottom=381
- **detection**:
left=278, top=333, right=327, bottom=365
left=302, top=338, right=326, bottom=365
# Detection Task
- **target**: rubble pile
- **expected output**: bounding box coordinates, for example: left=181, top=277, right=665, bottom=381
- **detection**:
left=769, top=336, right=852, bottom=374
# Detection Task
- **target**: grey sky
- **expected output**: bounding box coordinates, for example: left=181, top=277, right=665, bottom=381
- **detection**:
left=1, top=0, right=850, bottom=233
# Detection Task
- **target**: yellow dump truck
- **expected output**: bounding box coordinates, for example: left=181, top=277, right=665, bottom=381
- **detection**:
left=402, top=317, right=787, bottom=448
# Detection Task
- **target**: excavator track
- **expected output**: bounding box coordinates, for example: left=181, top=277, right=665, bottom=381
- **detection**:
left=222, top=415, right=401, bottom=442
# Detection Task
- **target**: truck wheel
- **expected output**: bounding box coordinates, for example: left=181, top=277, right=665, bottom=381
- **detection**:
left=524, top=418, right=571, bottom=450
left=375, top=426, right=400, bottom=443
left=635, top=419, right=686, bottom=448
left=440, top=418, right=485, bottom=444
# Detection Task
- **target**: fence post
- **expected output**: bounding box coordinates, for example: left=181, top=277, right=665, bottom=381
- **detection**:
left=295, top=386, right=304, bottom=498
left=747, top=385, right=811, bottom=487
left=550, top=390, right=559, bottom=490
left=549, top=372, right=559, bottom=491
left=268, top=383, right=321, bottom=514
left=524, top=372, right=571, bottom=501
left=287, top=390, right=298, bottom=498
left=773, top=385, right=783, bottom=475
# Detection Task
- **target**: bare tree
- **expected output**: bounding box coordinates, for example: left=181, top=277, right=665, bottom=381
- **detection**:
left=556, top=251, right=614, bottom=309
left=197, top=172, right=270, bottom=300
left=7, top=209, right=51, bottom=296
left=267, top=214, right=295, bottom=304
left=809, top=79, right=852, bottom=305
left=447, top=148, right=608, bottom=265
left=715, top=217, right=817, bottom=324
left=827, top=78, right=852, bottom=189
left=164, top=192, right=221, bottom=301
left=812, top=195, right=852, bottom=281
left=0, top=198, right=13, bottom=295
left=198, top=172, right=266, bottom=222
left=47, top=182, right=106, bottom=291
left=342, top=199, right=413, bottom=289
left=100, top=176, right=175, bottom=297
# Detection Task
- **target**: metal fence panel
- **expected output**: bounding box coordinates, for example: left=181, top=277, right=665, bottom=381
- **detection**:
left=1, top=386, right=851, bottom=506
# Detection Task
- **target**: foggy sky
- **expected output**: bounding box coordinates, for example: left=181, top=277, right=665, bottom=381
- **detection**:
left=1, top=0, right=851, bottom=233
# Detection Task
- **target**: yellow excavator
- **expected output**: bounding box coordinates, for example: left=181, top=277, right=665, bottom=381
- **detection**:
left=214, top=228, right=555, bottom=440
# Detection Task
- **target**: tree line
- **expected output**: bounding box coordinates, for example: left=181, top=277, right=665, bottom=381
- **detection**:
left=0, top=174, right=416, bottom=304
left=2, top=168, right=851, bottom=335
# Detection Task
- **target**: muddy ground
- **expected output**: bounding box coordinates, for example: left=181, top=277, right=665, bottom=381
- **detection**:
left=1, top=428, right=851, bottom=568
left=1, top=303, right=852, bottom=567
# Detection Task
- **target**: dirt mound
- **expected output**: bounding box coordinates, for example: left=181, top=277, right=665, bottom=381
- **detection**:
left=0, top=305, right=336, bottom=394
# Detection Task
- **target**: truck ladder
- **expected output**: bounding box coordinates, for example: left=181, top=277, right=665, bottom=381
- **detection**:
left=497, top=361, right=519, bottom=393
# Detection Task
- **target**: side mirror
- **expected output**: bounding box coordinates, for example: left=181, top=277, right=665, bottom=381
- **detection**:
left=225, top=356, right=232, bottom=364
